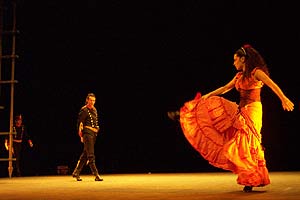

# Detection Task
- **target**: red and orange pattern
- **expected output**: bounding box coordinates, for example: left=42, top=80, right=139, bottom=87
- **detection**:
left=180, top=70, right=271, bottom=187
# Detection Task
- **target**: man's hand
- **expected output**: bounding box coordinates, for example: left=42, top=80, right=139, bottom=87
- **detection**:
left=78, top=122, right=83, bottom=137
left=28, top=140, right=34, bottom=147
left=4, top=140, right=8, bottom=150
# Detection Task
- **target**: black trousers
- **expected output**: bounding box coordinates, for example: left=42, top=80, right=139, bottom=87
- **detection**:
left=73, top=130, right=99, bottom=175
left=13, top=142, right=22, bottom=176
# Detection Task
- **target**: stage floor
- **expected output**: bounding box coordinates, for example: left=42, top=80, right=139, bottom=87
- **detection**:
left=0, top=171, right=299, bottom=200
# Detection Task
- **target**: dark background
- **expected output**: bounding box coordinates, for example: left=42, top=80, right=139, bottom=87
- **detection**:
left=0, top=1, right=299, bottom=177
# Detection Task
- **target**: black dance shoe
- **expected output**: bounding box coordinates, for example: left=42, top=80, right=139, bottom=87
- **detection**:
left=95, top=174, right=103, bottom=181
left=167, top=111, right=180, bottom=121
left=72, top=173, right=82, bottom=181
left=243, top=186, right=253, bottom=192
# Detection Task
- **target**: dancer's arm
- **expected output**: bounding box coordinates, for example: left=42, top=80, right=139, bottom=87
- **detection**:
left=254, top=69, right=294, bottom=111
left=202, top=76, right=236, bottom=99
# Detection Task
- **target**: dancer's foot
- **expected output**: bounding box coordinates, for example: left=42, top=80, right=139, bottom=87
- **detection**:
left=243, top=186, right=253, bottom=192
left=167, top=111, right=180, bottom=121
left=95, top=174, right=103, bottom=181
left=72, top=173, right=82, bottom=181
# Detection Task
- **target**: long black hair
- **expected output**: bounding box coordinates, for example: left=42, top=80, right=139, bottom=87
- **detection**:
left=235, top=44, right=270, bottom=80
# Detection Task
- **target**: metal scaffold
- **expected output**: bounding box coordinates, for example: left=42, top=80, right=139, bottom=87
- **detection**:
left=0, top=0, right=19, bottom=178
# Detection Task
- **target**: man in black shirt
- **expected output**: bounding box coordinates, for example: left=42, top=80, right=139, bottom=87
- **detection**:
left=5, top=114, right=33, bottom=177
left=72, top=93, right=103, bottom=181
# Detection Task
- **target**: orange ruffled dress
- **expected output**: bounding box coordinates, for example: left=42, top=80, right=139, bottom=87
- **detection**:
left=180, top=69, right=270, bottom=187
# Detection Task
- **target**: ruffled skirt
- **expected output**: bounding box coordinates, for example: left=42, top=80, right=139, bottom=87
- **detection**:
left=179, top=93, right=270, bottom=186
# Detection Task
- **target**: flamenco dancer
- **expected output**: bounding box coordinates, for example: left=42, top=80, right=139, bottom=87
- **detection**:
left=168, top=44, right=294, bottom=192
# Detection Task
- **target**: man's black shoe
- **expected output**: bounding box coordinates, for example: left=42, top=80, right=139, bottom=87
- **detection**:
left=95, top=175, right=103, bottom=181
left=72, top=173, right=82, bottom=181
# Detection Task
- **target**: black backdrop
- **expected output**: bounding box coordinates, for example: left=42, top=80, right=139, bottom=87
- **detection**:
left=0, top=1, right=299, bottom=177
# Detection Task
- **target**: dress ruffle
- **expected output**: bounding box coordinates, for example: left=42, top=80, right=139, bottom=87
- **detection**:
left=179, top=93, right=270, bottom=187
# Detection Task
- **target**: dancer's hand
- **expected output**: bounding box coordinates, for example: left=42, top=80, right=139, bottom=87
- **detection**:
left=282, top=97, right=294, bottom=111
left=4, top=140, right=8, bottom=150
left=29, top=140, right=33, bottom=147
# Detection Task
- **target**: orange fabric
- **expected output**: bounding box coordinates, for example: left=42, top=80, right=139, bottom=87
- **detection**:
left=235, top=68, right=264, bottom=91
left=180, top=92, right=270, bottom=187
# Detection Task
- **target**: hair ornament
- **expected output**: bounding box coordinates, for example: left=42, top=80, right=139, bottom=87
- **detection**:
left=243, top=44, right=252, bottom=48
left=241, top=47, right=247, bottom=56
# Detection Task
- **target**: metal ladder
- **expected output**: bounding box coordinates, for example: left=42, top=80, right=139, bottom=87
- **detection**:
left=0, top=0, right=19, bottom=178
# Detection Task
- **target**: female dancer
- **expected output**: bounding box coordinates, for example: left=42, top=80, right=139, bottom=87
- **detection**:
left=169, top=44, right=294, bottom=192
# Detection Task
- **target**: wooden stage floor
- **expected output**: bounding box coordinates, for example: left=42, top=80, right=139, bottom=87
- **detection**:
left=0, top=171, right=299, bottom=200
